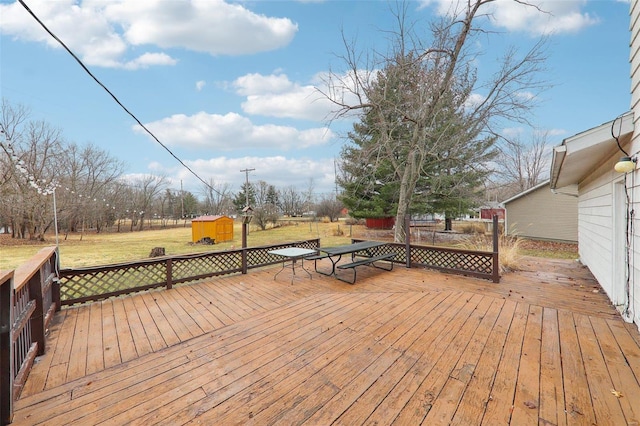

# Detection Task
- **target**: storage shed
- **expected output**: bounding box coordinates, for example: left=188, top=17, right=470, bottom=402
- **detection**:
left=191, top=215, right=234, bottom=243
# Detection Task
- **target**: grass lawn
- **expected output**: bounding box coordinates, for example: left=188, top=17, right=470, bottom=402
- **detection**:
left=0, top=219, right=578, bottom=271
left=0, top=219, right=360, bottom=270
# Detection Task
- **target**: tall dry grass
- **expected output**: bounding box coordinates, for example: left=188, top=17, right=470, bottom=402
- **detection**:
left=456, top=233, right=523, bottom=272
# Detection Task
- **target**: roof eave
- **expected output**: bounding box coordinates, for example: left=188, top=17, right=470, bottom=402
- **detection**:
left=549, top=112, right=634, bottom=190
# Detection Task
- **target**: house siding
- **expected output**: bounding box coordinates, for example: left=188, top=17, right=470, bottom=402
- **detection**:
left=553, top=1, right=639, bottom=331
left=630, top=0, right=640, bottom=328
left=504, top=183, right=577, bottom=242
left=578, top=170, right=614, bottom=297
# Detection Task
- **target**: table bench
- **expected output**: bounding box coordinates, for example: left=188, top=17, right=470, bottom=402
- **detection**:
left=335, top=252, right=397, bottom=284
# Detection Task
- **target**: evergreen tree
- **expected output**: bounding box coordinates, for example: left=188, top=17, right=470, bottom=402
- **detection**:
left=338, top=52, right=497, bottom=229
left=233, top=182, right=256, bottom=213
left=324, top=2, right=546, bottom=242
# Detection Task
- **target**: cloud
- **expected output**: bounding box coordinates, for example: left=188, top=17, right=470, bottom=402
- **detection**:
left=544, top=128, right=567, bottom=137
left=106, top=0, right=298, bottom=55
left=486, top=0, right=599, bottom=35
left=501, top=127, right=525, bottom=138
left=123, top=52, right=178, bottom=70
left=135, top=111, right=335, bottom=150
left=196, top=80, right=206, bottom=91
left=150, top=155, right=338, bottom=195
left=0, top=0, right=298, bottom=69
left=232, top=71, right=364, bottom=121
left=188, top=156, right=336, bottom=192
left=233, top=72, right=330, bottom=120
left=418, top=0, right=599, bottom=35
left=233, top=73, right=295, bottom=96
left=516, top=91, right=536, bottom=101
left=464, top=93, right=486, bottom=110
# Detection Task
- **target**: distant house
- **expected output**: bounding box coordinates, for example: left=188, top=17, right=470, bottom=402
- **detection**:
left=479, top=207, right=505, bottom=220
left=191, top=215, right=234, bottom=243
left=502, top=180, right=578, bottom=243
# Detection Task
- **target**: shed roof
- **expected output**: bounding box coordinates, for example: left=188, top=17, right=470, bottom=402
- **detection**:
left=192, top=215, right=230, bottom=222
left=550, top=112, right=634, bottom=190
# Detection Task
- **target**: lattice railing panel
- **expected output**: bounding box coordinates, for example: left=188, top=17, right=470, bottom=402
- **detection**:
left=172, top=252, right=242, bottom=282
left=246, top=240, right=320, bottom=269
left=60, top=262, right=166, bottom=302
left=59, top=239, right=321, bottom=305
left=352, top=239, right=495, bottom=280
left=351, top=244, right=407, bottom=260
left=411, top=246, right=493, bottom=274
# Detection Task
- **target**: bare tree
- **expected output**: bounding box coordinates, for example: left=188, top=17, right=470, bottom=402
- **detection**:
left=200, top=178, right=232, bottom=215
left=303, top=178, right=316, bottom=215
left=279, top=185, right=304, bottom=217
left=316, top=195, right=344, bottom=222
left=254, top=180, right=271, bottom=207
left=496, top=130, right=550, bottom=198
left=129, top=175, right=169, bottom=231
left=321, top=1, right=548, bottom=242
left=0, top=115, right=64, bottom=240
left=57, top=142, right=125, bottom=234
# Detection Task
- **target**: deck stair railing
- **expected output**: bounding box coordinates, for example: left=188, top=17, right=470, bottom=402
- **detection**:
left=1, top=247, right=59, bottom=426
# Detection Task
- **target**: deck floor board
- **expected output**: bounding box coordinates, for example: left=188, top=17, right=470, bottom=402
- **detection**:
left=12, top=256, right=640, bottom=425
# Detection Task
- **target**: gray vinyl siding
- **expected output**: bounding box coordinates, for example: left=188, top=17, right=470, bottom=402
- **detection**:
left=504, top=183, right=577, bottom=242
left=577, top=172, right=614, bottom=297
left=629, top=0, right=640, bottom=327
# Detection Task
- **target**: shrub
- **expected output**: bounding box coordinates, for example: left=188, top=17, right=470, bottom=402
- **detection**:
left=332, top=225, right=345, bottom=236
left=458, top=222, right=486, bottom=235
left=344, top=217, right=365, bottom=226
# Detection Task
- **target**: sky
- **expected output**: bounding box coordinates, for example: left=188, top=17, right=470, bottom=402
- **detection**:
left=0, top=0, right=633, bottom=200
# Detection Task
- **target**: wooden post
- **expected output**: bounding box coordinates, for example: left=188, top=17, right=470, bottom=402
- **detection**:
left=0, top=271, right=15, bottom=425
left=52, top=278, right=61, bottom=313
left=492, top=214, right=500, bottom=283
left=166, top=259, right=173, bottom=290
left=405, top=214, right=411, bottom=268
left=52, top=249, right=61, bottom=312
left=241, top=222, right=248, bottom=274
left=27, top=272, right=46, bottom=356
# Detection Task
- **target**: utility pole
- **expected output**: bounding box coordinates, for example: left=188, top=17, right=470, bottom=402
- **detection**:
left=239, top=168, right=255, bottom=274
left=240, top=168, right=255, bottom=207
left=334, top=159, right=339, bottom=198
left=180, top=180, right=184, bottom=219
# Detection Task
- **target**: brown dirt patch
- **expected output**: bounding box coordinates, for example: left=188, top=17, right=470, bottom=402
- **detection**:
left=518, top=239, right=578, bottom=255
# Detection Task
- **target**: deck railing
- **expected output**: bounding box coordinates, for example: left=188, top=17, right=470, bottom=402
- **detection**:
left=353, top=215, right=500, bottom=283
left=353, top=240, right=499, bottom=282
left=58, top=239, right=321, bottom=306
left=1, top=247, right=60, bottom=426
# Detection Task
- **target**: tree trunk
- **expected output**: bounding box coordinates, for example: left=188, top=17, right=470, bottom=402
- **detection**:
left=394, top=149, right=419, bottom=243
left=444, top=217, right=453, bottom=231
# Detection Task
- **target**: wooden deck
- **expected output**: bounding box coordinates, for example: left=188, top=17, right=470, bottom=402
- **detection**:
left=11, top=257, right=640, bottom=425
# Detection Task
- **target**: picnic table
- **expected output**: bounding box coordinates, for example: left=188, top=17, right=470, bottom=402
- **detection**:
left=309, top=241, right=397, bottom=284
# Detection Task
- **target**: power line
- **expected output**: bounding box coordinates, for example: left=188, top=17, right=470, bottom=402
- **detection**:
left=17, top=0, right=222, bottom=196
